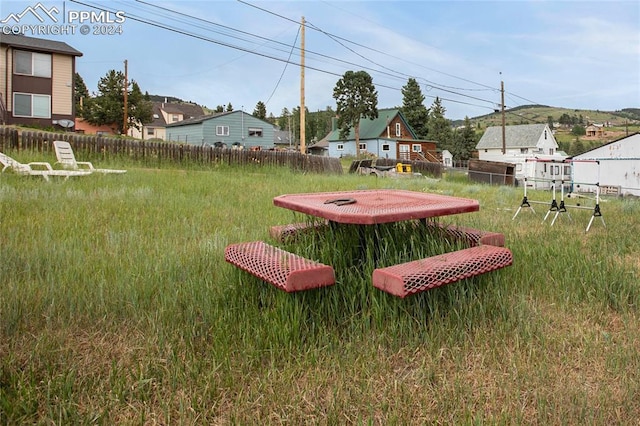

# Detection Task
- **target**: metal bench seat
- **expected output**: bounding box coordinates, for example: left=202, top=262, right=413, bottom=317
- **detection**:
left=422, top=221, right=505, bottom=247
left=269, top=221, right=328, bottom=243
left=372, top=245, right=513, bottom=298
left=225, top=241, right=335, bottom=292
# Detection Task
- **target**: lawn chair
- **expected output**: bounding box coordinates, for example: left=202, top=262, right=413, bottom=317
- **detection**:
left=53, top=141, right=127, bottom=174
left=0, top=152, right=92, bottom=181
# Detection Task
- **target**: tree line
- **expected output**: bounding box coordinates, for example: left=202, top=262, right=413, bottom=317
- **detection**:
left=75, top=69, right=477, bottom=161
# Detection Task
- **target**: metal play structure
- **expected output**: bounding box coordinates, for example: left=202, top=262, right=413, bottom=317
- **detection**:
left=512, top=159, right=606, bottom=232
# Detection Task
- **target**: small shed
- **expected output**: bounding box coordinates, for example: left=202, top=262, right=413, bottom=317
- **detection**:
left=468, top=159, right=515, bottom=186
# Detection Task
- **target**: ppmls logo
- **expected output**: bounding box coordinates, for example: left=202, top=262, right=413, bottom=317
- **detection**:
left=1, top=2, right=126, bottom=36
left=1, top=2, right=60, bottom=23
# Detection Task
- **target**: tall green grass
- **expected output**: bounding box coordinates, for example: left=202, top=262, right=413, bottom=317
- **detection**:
left=1, top=162, right=639, bottom=424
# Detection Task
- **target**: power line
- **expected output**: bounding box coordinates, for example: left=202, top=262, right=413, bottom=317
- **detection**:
left=70, top=0, right=501, bottom=113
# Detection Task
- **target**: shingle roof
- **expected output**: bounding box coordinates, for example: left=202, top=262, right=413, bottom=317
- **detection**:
left=0, top=34, right=82, bottom=56
left=476, top=124, right=549, bottom=149
left=147, top=102, right=205, bottom=127
left=326, top=108, right=415, bottom=141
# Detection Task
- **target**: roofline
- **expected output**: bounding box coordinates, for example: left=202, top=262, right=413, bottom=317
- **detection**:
left=0, top=34, right=83, bottom=56
left=568, top=131, right=640, bottom=158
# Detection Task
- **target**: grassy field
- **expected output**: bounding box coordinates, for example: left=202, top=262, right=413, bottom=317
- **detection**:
left=1, top=158, right=639, bottom=424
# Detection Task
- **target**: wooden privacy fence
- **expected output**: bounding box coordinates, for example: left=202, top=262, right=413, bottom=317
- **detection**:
left=0, top=127, right=344, bottom=174
left=373, top=157, right=443, bottom=178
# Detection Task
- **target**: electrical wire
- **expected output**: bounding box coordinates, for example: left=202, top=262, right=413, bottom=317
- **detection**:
left=69, top=0, right=506, bottom=113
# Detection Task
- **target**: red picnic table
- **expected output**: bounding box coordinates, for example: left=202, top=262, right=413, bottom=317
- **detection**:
left=226, top=189, right=512, bottom=297
left=272, top=189, right=480, bottom=225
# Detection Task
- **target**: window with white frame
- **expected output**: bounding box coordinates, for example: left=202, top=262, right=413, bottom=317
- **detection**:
left=147, top=128, right=155, bottom=135
left=13, top=93, right=50, bottom=118
left=412, top=144, right=422, bottom=152
left=14, top=50, right=51, bottom=78
left=216, top=125, right=229, bottom=136
left=171, top=114, right=179, bottom=122
left=359, top=143, right=367, bottom=151
left=337, top=144, right=344, bottom=151
left=248, top=127, right=263, bottom=137
left=382, top=144, right=390, bottom=151
left=395, top=123, right=401, bottom=137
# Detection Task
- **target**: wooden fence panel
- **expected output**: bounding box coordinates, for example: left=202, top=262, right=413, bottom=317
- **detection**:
left=0, top=126, right=343, bottom=174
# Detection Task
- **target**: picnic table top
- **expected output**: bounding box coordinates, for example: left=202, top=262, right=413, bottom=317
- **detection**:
left=273, top=189, right=480, bottom=225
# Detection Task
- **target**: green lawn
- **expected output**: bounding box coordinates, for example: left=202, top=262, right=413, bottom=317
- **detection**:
left=1, top=162, right=639, bottom=424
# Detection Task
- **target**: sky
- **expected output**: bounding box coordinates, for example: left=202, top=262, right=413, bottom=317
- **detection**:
left=1, top=0, right=639, bottom=120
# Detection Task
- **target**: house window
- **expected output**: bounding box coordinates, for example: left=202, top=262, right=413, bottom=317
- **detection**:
left=359, top=143, right=367, bottom=151
left=14, top=50, right=51, bottom=78
left=395, top=123, right=401, bottom=137
left=248, top=127, right=263, bottom=137
left=412, top=144, right=422, bottom=152
left=13, top=93, right=50, bottom=118
left=216, top=125, right=229, bottom=136
left=171, top=114, right=179, bottom=122
left=147, top=128, right=155, bottom=135
left=337, top=144, right=344, bottom=151
left=549, top=148, right=554, bottom=155
left=520, top=148, right=527, bottom=154
left=544, top=130, right=548, bottom=140
left=382, top=144, right=390, bottom=151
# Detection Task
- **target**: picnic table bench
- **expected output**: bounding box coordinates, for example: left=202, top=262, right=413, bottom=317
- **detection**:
left=225, top=241, right=335, bottom=292
left=372, top=245, right=513, bottom=298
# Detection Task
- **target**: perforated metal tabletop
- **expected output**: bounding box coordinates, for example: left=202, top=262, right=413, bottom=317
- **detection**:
left=273, top=189, right=480, bottom=225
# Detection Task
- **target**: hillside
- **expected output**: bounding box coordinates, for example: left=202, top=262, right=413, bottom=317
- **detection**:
left=458, top=105, right=640, bottom=129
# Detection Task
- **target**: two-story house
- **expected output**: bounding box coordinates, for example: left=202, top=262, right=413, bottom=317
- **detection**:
left=165, top=110, right=275, bottom=149
left=0, top=34, right=82, bottom=128
left=475, top=123, right=568, bottom=187
left=129, top=101, right=205, bottom=140
left=326, top=108, right=439, bottom=161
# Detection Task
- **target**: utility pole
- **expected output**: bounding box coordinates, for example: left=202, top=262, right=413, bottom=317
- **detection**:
left=123, top=59, right=128, bottom=136
left=299, top=16, right=306, bottom=154
left=501, top=79, right=506, bottom=154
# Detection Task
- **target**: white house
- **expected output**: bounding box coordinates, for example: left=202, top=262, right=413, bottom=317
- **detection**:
left=571, top=132, right=640, bottom=196
left=475, top=123, right=568, bottom=188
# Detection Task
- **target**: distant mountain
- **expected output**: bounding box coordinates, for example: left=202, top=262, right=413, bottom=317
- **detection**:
left=452, top=105, right=640, bottom=128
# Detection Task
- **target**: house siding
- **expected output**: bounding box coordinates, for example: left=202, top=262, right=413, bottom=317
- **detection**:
left=52, top=53, right=73, bottom=116
left=572, top=133, right=640, bottom=196
left=326, top=109, right=422, bottom=159
left=166, top=111, right=275, bottom=149
left=0, top=48, right=8, bottom=109
left=1, top=36, right=80, bottom=127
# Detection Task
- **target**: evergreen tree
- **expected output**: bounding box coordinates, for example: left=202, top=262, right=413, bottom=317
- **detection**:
left=226, top=103, right=234, bottom=112
left=126, top=81, right=153, bottom=132
left=214, top=105, right=225, bottom=113
left=74, top=73, right=90, bottom=117
left=278, top=108, right=290, bottom=131
left=333, top=70, right=378, bottom=156
left=253, top=101, right=267, bottom=120
left=426, top=97, right=453, bottom=151
left=83, top=70, right=152, bottom=134
left=450, top=116, right=477, bottom=162
left=400, top=78, right=429, bottom=138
